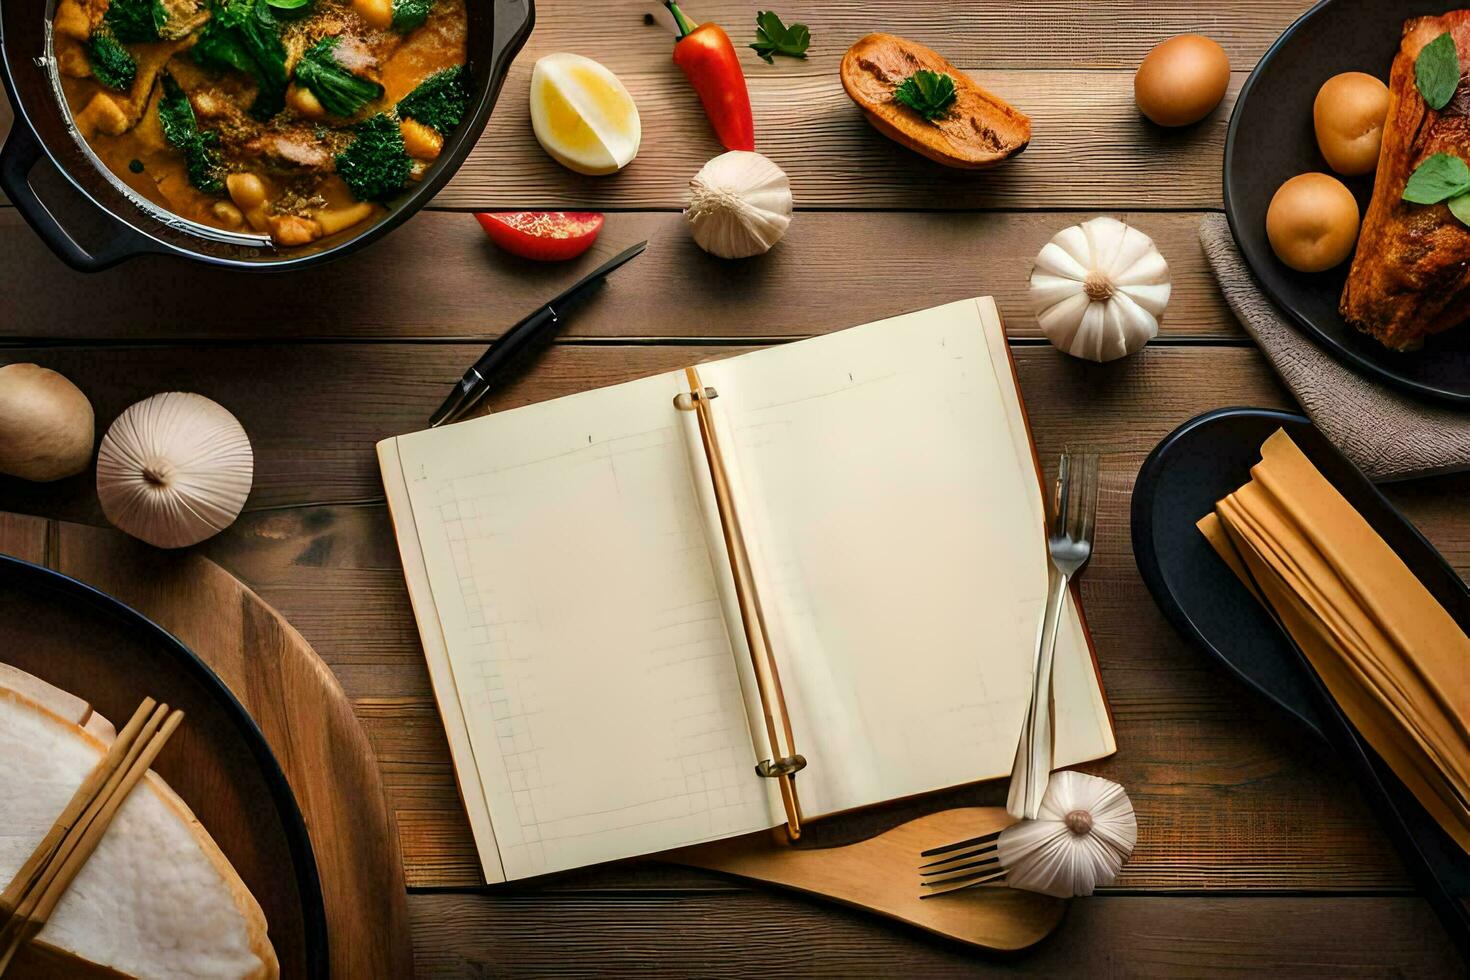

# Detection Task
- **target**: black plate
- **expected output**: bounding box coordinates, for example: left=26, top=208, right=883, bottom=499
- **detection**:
left=1132, top=407, right=1470, bottom=893
left=0, top=553, right=327, bottom=976
left=1223, top=0, right=1470, bottom=404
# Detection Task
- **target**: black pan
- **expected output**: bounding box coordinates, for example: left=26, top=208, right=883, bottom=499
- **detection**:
left=0, top=0, right=533, bottom=271
left=1223, top=0, right=1470, bottom=404
left=1132, top=407, right=1470, bottom=898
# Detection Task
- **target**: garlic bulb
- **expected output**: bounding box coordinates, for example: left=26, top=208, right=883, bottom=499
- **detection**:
left=96, top=393, right=254, bottom=549
left=0, top=364, right=94, bottom=481
left=1029, top=217, right=1171, bottom=362
left=685, top=151, right=793, bottom=259
left=997, top=771, right=1137, bottom=898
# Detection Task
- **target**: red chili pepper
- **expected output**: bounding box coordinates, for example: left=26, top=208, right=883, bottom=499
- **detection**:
left=664, top=1, right=755, bottom=152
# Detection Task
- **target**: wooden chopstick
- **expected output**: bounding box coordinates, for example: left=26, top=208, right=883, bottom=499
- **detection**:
left=0, top=702, right=183, bottom=974
left=0, top=698, right=157, bottom=926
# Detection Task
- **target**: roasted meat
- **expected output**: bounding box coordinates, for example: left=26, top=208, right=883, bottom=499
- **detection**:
left=1341, top=13, right=1470, bottom=351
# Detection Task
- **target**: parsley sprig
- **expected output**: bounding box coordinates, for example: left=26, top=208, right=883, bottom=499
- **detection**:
left=893, top=70, right=956, bottom=122
left=750, top=10, right=809, bottom=63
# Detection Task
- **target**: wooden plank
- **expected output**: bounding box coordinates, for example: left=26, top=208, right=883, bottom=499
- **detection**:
left=407, top=893, right=1459, bottom=977
left=527, top=1, right=1312, bottom=74
left=0, top=209, right=1238, bottom=342
left=437, top=66, right=1240, bottom=211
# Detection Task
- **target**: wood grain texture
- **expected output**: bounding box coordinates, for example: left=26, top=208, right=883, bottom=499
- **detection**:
left=407, top=893, right=1460, bottom=977
left=0, top=516, right=415, bottom=979
left=528, top=1, right=1314, bottom=74
left=0, top=209, right=1239, bottom=342
left=0, top=341, right=1445, bottom=892
left=437, top=65, right=1241, bottom=211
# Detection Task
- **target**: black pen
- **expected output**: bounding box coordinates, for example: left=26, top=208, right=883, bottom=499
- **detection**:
left=429, top=240, right=648, bottom=427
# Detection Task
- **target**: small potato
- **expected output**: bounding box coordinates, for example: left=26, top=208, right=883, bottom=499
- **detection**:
left=56, top=44, right=92, bottom=79
left=268, top=214, right=323, bottom=246
left=286, top=84, right=326, bottom=120
left=212, top=201, right=245, bottom=228
left=226, top=172, right=268, bottom=210
left=1314, top=72, right=1390, bottom=177
left=77, top=93, right=129, bottom=138
left=352, top=0, right=393, bottom=31
left=1266, top=172, right=1360, bottom=273
left=399, top=118, right=443, bottom=160
left=313, top=201, right=377, bottom=236
left=53, top=0, right=92, bottom=41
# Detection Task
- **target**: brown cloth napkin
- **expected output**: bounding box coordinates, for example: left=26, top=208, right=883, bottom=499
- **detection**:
left=1198, top=214, right=1470, bottom=482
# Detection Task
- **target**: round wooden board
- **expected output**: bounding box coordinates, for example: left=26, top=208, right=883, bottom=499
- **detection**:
left=0, top=512, right=413, bottom=979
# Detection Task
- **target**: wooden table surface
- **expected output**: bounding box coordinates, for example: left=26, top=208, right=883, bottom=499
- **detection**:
left=4, top=1, right=1469, bottom=975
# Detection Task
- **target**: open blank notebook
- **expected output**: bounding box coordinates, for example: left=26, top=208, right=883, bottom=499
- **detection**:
left=379, top=297, right=1115, bottom=883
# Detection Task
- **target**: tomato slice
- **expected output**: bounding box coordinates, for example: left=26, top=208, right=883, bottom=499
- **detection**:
left=474, top=211, right=605, bottom=261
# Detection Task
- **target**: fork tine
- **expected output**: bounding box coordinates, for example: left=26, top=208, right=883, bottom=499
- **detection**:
left=921, top=852, right=1000, bottom=878
left=919, top=828, right=1002, bottom=858
left=919, top=841, right=999, bottom=872
left=1053, top=453, right=1072, bottom=537
left=920, top=867, right=1009, bottom=898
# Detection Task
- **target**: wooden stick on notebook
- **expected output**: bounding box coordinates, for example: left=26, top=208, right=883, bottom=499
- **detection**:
left=0, top=704, right=184, bottom=973
left=680, top=366, right=805, bottom=839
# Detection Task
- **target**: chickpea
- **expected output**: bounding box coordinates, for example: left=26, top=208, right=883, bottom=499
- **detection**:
left=399, top=118, right=444, bottom=161
left=352, top=0, right=393, bottom=31
left=268, top=214, right=323, bottom=247
left=226, top=173, right=268, bottom=211
left=77, top=93, right=129, bottom=138
left=212, top=201, right=246, bottom=229
left=286, top=84, right=326, bottom=120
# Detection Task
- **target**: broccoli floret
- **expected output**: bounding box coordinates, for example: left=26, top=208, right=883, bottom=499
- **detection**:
left=104, top=0, right=166, bottom=41
left=391, top=0, right=434, bottom=32
left=192, top=0, right=288, bottom=119
left=158, top=74, right=225, bottom=194
left=396, top=65, right=469, bottom=134
left=295, top=37, right=384, bottom=117
left=335, top=112, right=411, bottom=201
left=86, top=31, right=136, bottom=90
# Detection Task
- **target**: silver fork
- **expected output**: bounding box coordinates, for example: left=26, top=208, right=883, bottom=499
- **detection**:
left=1006, top=452, right=1100, bottom=820
left=917, top=826, right=1008, bottom=897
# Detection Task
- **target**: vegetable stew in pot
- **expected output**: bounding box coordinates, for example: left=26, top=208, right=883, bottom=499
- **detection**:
left=52, top=0, right=469, bottom=247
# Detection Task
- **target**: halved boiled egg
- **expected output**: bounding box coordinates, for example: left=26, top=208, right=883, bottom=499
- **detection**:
left=530, top=53, right=641, bottom=175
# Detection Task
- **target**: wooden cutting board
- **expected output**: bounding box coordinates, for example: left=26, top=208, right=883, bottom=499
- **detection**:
left=0, top=512, right=413, bottom=979
left=667, top=807, right=1065, bottom=953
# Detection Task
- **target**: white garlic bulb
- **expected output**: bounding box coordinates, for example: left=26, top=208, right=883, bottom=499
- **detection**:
left=997, top=771, right=1137, bottom=898
left=1028, top=217, right=1171, bottom=362
left=96, top=393, right=254, bottom=549
left=685, top=151, right=793, bottom=259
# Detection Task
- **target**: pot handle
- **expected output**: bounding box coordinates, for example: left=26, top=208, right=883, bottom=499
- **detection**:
left=0, top=117, right=162, bottom=272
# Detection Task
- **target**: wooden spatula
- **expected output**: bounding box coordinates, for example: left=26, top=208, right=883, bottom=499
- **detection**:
left=663, top=807, right=1064, bottom=953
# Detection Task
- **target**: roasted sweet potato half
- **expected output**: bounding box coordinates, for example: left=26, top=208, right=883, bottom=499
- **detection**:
left=840, top=33, right=1031, bottom=169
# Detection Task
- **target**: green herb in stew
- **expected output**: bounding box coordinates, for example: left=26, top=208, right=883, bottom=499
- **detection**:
left=296, top=37, right=384, bottom=117
left=193, top=0, right=289, bottom=119
left=396, top=65, right=471, bottom=134
left=391, top=0, right=436, bottom=32
left=336, top=113, right=412, bottom=201
left=86, top=31, right=137, bottom=91
left=104, top=0, right=166, bottom=42
left=158, top=74, right=225, bottom=194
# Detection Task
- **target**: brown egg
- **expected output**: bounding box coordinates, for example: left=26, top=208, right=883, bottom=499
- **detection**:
left=1266, top=173, right=1360, bottom=273
left=1313, top=72, right=1390, bottom=176
left=1135, top=34, right=1231, bottom=126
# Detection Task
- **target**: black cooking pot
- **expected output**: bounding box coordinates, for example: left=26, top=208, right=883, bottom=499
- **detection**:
left=0, top=0, right=533, bottom=271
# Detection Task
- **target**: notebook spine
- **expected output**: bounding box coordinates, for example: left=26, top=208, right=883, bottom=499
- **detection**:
left=675, top=367, right=806, bottom=840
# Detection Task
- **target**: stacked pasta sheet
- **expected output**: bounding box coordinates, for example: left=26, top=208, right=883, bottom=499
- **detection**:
left=1197, top=429, right=1470, bottom=854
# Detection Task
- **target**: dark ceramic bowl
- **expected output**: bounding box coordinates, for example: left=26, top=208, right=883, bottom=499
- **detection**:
left=0, top=0, right=533, bottom=271
left=1224, top=0, right=1470, bottom=404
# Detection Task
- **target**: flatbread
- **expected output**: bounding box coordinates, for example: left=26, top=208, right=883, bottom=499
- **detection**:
left=0, top=686, right=278, bottom=979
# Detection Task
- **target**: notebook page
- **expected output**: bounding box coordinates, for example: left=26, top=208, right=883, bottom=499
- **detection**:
left=390, top=369, right=777, bottom=880
left=697, top=298, right=1113, bottom=818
